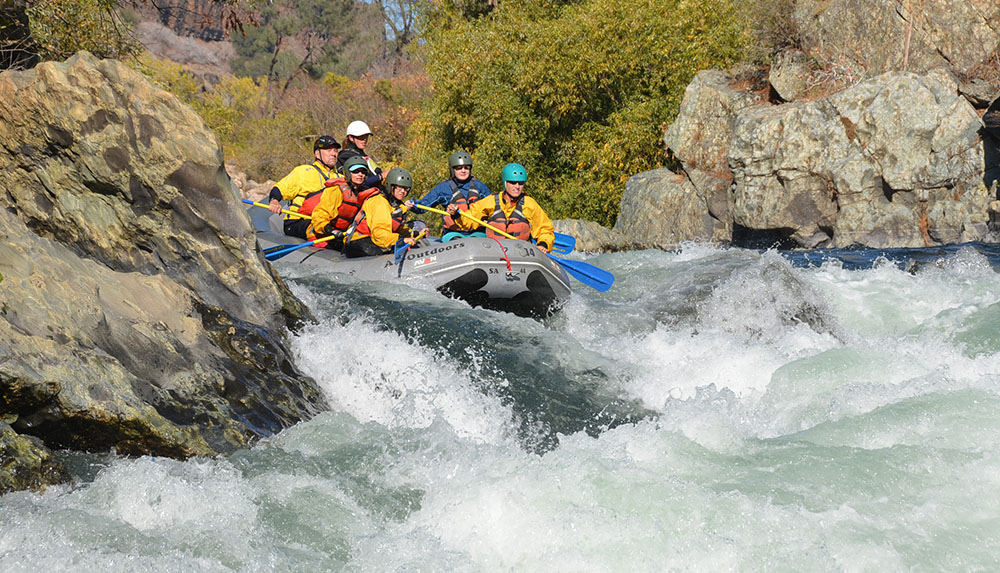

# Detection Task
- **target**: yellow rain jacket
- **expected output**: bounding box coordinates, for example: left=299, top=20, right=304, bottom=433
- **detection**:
left=272, top=161, right=339, bottom=220
left=458, top=193, right=555, bottom=250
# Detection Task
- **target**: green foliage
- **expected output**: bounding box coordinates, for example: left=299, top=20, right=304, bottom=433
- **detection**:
left=414, top=0, right=751, bottom=226
left=27, top=0, right=140, bottom=61
left=229, top=0, right=380, bottom=82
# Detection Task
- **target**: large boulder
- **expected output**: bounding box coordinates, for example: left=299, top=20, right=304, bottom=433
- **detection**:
left=613, top=70, right=761, bottom=249
left=663, top=70, right=762, bottom=175
left=614, top=168, right=728, bottom=248
left=639, top=67, right=996, bottom=250
left=729, top=69, right=990, bottom=248
left=0, top=52, right=326, bottom=481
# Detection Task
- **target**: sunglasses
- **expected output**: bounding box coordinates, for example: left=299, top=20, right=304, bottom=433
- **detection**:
left=507, top=181, right=525, bottom=186
left=453, top=165, right=471, bottom=170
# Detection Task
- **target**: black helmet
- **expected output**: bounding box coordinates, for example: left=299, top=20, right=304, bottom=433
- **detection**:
left=314, top=135, right=341, bottom=151
left=448, top=151, right=473, bottom=169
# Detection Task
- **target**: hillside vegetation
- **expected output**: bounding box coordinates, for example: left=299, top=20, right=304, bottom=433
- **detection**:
left=412, top=0, right=750, bottom=225
left=16, top=0, right=759, bottom=226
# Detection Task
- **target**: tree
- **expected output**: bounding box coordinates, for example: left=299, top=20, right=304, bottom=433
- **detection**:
left=25, top=0, right=142, bottom=62
left=0, top=0, right=39, bottom=69
left=371, top=0, right=418, bottom=55
left=229, top=0, right=389, bottom=87
left=413, top=0, right=750, bottom=226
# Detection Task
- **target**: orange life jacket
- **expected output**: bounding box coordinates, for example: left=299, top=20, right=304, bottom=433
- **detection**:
left=486, top=194, right=531, bottom=240
left=329, top=184, right=380, bottom=232
left=354, top=195, right=407, bottom=237
left=442, top=179, right=484, bottom=232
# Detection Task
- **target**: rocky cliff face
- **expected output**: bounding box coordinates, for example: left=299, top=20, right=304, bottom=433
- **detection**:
left=794, top=0, right=1000, bottom=80
left=604, top=2, right=1000, bottom=252
left=0, top=53, right=327, bottom=493
left=135, top=0, right=232, bottom=42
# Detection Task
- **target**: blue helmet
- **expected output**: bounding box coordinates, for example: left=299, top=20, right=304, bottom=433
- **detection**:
left=501, top=162, right=527, bottom=183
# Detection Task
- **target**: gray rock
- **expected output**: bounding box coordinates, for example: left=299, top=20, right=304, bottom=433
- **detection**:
left=613, top=168, right=726, bottom=249
left=0, top=53, right=327, bottom=482
left=663, top=70, right=761, bottom=174
left=0, top=421, right=71, bottom=494
left=769, top=50, right=812, bottom=102
left=959, top=78, right=999, bottom=109
left=554, top=219, right=625, bottom=252
left=794, top=0, right=1000, bottom=78
left=729, top=70, right=990, bottom=248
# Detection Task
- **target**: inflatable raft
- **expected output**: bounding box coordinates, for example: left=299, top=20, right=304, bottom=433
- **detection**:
left=251, top=210, right=572, bottom=317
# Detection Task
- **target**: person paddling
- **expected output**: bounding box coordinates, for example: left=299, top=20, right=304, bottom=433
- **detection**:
left=447, top=162, right=554, bottom=252
left=415, top=151, right=493, bottom=241
left=308, top=155, right=381, bottom=251
left=266, top=135, right=341, bottom=239
left=344, top=168, right=421, bottom=258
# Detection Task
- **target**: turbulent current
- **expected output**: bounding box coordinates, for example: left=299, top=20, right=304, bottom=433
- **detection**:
left=2, top=243, right=1000, bottom=570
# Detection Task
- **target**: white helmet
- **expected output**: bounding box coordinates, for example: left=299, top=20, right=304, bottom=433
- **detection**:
left=345, top=120, right=372, bottom=137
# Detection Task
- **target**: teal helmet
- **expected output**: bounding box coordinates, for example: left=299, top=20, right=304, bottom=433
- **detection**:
left=448, top=151, right=473, bottom=169
left=343, top=155, right=369, bottom=174
left=501, top=162, right=527, bottom=183
left=385, top=167, right=413, bottom=189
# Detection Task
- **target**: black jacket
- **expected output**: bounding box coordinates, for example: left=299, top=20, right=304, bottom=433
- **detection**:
left=336, top=143, right=383, bottom=189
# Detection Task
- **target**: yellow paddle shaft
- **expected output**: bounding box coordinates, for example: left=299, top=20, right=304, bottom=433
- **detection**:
left=247, top=200, right=311, bottom=220
left=415, top=204, right=518, bottom=241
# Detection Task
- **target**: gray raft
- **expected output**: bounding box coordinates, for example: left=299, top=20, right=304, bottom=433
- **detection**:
left=252, top=210, right=571, bottom=317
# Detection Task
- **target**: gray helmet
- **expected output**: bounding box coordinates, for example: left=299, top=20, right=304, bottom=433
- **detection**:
left=448, top=151, right=473, bottom=169
left=385, top=167, right=413, bottom=189
left=343, top=155, right=369, bottom=174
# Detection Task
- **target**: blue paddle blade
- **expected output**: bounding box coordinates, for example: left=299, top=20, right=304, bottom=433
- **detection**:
left=264, top=246, right=297, bottom=261
left=547, top=254, right=614, bottom=292
left=393, top=242, right=408, bottom=265
left=264, top=239, right=316, bottom=261
left=551, top=232, right=576, bottom=255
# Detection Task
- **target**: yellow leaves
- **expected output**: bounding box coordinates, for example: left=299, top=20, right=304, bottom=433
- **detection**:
left=322, top=73, right=353, bottom=91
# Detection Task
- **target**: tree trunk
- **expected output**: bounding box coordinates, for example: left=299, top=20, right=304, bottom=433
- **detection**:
left=0, top=0, right=39, bottom=70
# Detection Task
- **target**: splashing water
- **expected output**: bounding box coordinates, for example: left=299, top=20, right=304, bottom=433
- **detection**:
left=3, top=243, right=1000, bottom=570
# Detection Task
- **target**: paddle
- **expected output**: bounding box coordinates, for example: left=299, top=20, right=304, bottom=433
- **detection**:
left=551, top=233, right=576, bottom=255
left=412, top=203, right=575, bottom=254
left=394, top=229, right=429, bottom=277
left=412, top=204, right=613, bottom=292
left=546, top=254, right=614, bottom=292
left=241, top=198, right=311, bottom=219
left=264, top=235, right=340, bottom=261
